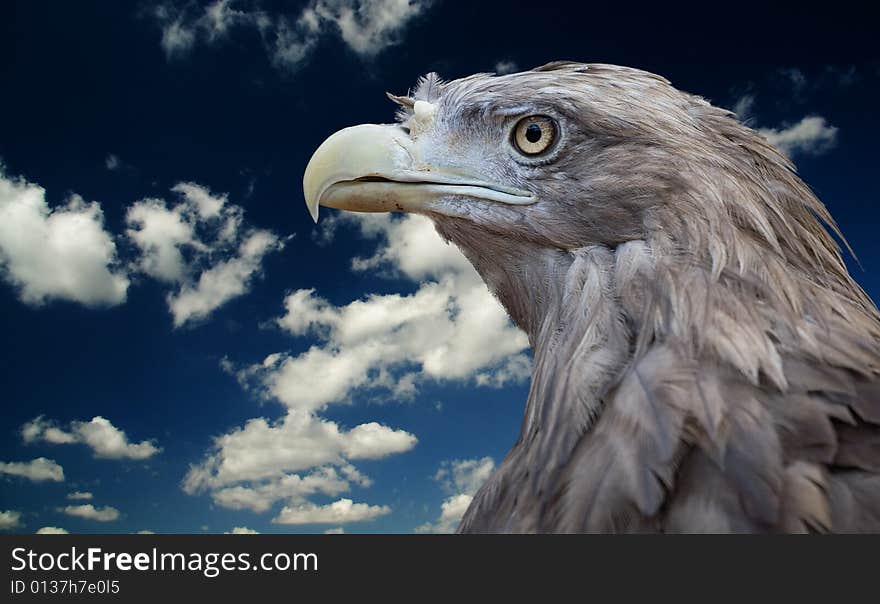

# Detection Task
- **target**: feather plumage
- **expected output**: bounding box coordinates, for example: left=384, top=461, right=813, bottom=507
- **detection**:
left=430, top=64, right=880, bottom=533
left=343, top=62, right=880, bottom=532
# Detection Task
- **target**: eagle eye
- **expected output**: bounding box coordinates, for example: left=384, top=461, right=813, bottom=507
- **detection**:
left=512, top=116, right=557, bottom=156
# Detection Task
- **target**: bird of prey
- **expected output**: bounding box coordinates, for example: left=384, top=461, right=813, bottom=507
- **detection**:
left=302, top=62, right=880, bottom=533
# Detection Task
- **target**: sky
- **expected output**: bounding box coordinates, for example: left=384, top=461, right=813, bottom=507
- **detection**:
left=0, top=1, right=878, bottom=534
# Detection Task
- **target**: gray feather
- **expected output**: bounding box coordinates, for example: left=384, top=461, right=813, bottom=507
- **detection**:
left=373, top=61, right=880, bottom=533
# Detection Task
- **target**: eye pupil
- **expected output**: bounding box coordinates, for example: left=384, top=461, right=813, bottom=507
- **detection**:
left=525, top=123, right=543, bottom=143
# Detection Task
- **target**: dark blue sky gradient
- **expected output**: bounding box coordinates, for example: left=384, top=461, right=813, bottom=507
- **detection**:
left=1, top=1, right=878, bottom=533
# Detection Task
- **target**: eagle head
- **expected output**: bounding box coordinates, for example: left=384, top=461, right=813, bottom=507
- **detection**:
left=305, top=62, right=701, bottom=247
left=304, top=62, right=856, bottom=330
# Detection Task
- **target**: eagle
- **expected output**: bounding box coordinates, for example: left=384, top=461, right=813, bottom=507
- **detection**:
left=302, top=62, right=880, bottom=533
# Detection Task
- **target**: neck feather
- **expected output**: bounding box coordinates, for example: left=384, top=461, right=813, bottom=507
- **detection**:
left=433, top=218, right=633, bottom=516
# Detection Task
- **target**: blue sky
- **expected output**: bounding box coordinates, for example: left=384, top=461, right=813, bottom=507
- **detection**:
left=0, top=1, right=878, bottom=534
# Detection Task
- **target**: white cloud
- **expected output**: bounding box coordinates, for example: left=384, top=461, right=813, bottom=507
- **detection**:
left=324, top=527, right=345, bottom=534
left=155, top=0, right=431, bottom=70
left=155, top=0, right=269, bottom=59
left=125, top=198, right=195, bottom=283
left=73, top=417, right=160, bottom=459
left=136, top=530, right=156, bottom=534
left=36, top=526, right=69, bottom=534
left=260, top=214, right=530, bottom=413
left=161, top=19, right=196, bottom=57
left=434, top=457, right=494, bottom=497
left=494, top=60, right=518, bottom=75
left=416, top=493, right=472, bottom=534
left=155, top=4, right=197, bottom=58
left=62, top=504, right=120, bottom=522
left=201, top=0, right=259, bottom=41
left=67, top=491, right=93, bottom=500
left=209, top=468, right=351, bottom=514
left=189, top=214, right=526, bottom=524
left=183, top=412, right=413, bottom=513
left=759, top=116, right=839, bottom=157
left=22, top=416, right=161, bottom=460
left=0, top=172, right=276, bottom=320
left=227, top=526, right=260, bottom=534
left=105, top=154, right=120, bottom=171
left=186, top=414, right=412, bottom=487
left=172, top=182, right=227, bottom=219
left=346, top=212, right=473, bottom=279
left=417, top=457, right=495, bottom=533
left=475, top=354, right=532, bottom=388
left=0, top=510, right=22, bottom=530
left=126, top=182, right=283, bottom=327
left=168, top=230, right=281, bottom=326
left=0, top=168, right=129, bottom=307
left=730, top=91, right=838, bottom=159
left=20, top=417, right=76, bottom=445
left=274, top=498, right=390, bottom=525
left=416, top=499, right=463, bottom=533
left=314, top=0, right=430, bottom=57
left=0, top=457, right=64, bottom=482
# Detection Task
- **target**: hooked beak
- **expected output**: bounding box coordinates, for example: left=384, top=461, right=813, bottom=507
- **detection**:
left=302, top=123, right=535, bottom=222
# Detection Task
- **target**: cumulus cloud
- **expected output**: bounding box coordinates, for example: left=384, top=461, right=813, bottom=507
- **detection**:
left=154, top=0, right=431, bottom=70
left=759, top=116, right=839, bottom=158
left=416, top=457, right=495, bottom=533
left=434, top=457, right=495, bottom=497
left=125, top=200, right=194, bottom=284
left=21, top=416, right=161, bottom=460
left=274, top=498, right=390, bottom=525
left=36, top=526, right=69, bottom=534
left=126, top=182, right=284, bottom=327
left=67, top=491, right=93, bottom=500
left=324, top=527, right=345, bottom=534
left=0, top=171, right=277, bottom=320
left=207, top=469, right=350, bottom=514
left=256, top=214, right=530, bottom=413
left=169, top=230, right=281, bottom=326
left=475, top=355, right=532, bottom=388
left=415, top=493, right=472, bottom=534
left=731, top=85, right=839, bottom=159
left=0, top=168, right=129, bottom=307
left=309, top=0, right=429, bottom=57
left=0, top=510, right=22, bottom=530
left=185, top=414, right=413, bottom=487
left=190, top=213, right=527, bottom=524
left=0, top=457, right=64, bottom=482
left=154, top=3, right=199, bottom=58
left=227, top=526, right=260, bottom=534
left=183, top=412, right=413, bottom=513
left=62, top=504, right=120, bottom=522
